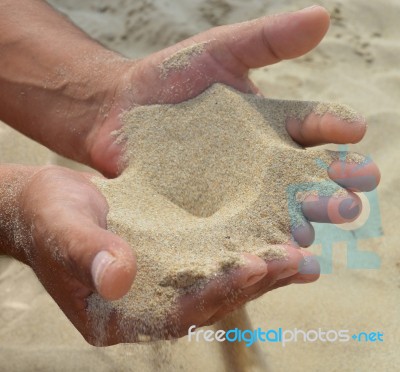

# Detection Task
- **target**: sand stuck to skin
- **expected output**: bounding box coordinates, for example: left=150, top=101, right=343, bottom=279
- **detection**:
left=89, top=83, right=362, bottom=342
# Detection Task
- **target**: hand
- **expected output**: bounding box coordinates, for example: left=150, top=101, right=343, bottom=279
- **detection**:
left=7, top=160, right=378, bottom=346
left=80, top=4, right=380, bottom=344
left=87, top=6, right=332, bottom=177
left=0, top=5, right=381, bottom=345
left=0, top=165, right=315, bottom=345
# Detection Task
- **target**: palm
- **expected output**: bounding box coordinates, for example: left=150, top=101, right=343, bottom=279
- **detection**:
left=54, top=7, right=380, bottom=345
left=22, top=167, right=153, bottom=344
left=88, top=7, right=331, bottom=177
left=89, top=45, right=256, bottom=178
left=20, top=167, right=316, bottom=345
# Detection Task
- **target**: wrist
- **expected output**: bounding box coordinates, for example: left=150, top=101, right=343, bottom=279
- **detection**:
left=0, top=0, right=133, bottom=170
left=0, top=165, right=40, bottom=264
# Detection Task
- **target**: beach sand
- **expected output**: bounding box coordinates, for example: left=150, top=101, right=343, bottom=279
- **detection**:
left=89, top=83, right=360, bottom=342
left=1, top=0, right=399, bottom=370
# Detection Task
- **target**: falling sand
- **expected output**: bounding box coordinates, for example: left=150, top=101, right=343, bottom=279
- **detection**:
left=89, top=83, right=364, bottom=343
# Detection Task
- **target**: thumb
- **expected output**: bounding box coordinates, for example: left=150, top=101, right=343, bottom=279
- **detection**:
left=153, top=6, right=330, bottom=75
left=54, top=220, right=136, bottom=301
left=89, top=227, right=136, bottom=301
left=204, top=5, right=330, bottom=71
left=139, top=6, right=330, bottom=103
left=22, top=166, right=136, bottom=301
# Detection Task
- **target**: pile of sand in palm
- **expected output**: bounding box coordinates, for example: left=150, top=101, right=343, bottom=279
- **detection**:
left=89, top=83, right=361, bottom=343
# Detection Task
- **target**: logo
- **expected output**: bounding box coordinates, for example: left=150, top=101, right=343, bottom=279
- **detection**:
left=187, top=326, right=384, bottom=347
left=287, top=145, right=382, bottom=274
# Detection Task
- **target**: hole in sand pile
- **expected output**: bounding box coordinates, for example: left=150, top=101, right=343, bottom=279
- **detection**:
left=143, top=158, right=251, bottom=218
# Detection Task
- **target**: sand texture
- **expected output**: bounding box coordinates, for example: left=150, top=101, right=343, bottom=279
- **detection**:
left=1, top=0, right=399, bottom=371
left=90, top=83, right=358, bottom=340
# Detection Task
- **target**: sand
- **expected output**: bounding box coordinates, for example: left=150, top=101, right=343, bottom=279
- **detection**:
left=160, top=42, right=208, bottom=78
left=89, top=83, right=361, bottom=343
left=1, top=0, right=399, bottom=371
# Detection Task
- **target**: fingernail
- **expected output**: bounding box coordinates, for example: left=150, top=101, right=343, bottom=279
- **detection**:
left=91, top=251, right=116, bottom=291
left=300, top=5, right=320, bottom=12
left=338, top=198, right=360, bottom=220
left=298, top=256, right=320, bottom=275
left=276, top=265, right=296, bottom=280
left=241, top=256, right=269, bottom=289
left=291, top=224, right=315, bottom=247
left=242, top=272, right=267, bottom=289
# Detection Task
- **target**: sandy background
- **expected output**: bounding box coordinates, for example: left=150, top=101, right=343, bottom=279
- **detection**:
left=0, top=0, right=399, bottom=370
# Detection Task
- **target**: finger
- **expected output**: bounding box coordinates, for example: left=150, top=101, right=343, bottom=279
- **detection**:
left=56, top=220, right=137, bottom=301
left=202, top=249, right=318, bottom=325
left=241, top=248, right=319, bottom=298
left=154, top=6, right=329, bottom=72
left=175, top=253, right=270, bottom=334
left=203, top=266, right=318, bottom=327
left=291, top=221, right=315, bottom=247
left=195, top=246, right=304, bottom=327
left=328, top=156, right=381, bottom=192
left=286, top=110, right=367, bottom=147
left=269, top=267, right=321, bottom=288
left=247, top=250, right=320, bottom=301
left=26, top=167, right=137, bottom=301
left=136, top=6, right=330, bottom=104
left=201, top=5, right=330, bottom=73
left=302, top=190, right=362, bottom=224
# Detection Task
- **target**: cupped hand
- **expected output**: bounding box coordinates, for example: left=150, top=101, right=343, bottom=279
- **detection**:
left=87, top=6, right=332, bottom=177
left=16, top=166, right=318, bottom=345
left=18, top=133, right=380, bottom=346
left=51, top=6, right=379, bottom=344
left=11, top=6, right=381, bottom=345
